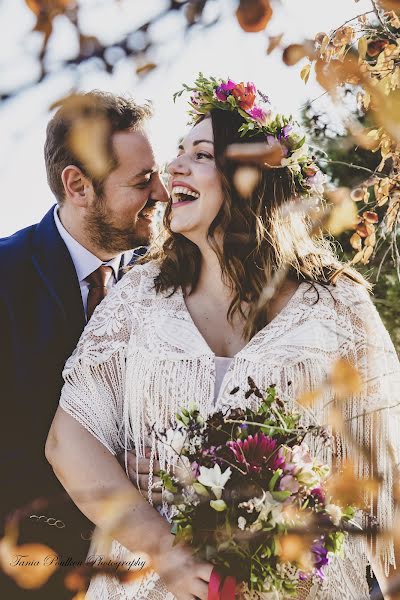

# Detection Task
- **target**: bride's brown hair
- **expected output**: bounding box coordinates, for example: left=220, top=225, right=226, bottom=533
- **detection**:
left=145, top=109, right=368, bottom=339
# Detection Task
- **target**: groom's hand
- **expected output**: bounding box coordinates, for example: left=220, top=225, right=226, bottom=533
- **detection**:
left=116, top=448, right=163, bottom=506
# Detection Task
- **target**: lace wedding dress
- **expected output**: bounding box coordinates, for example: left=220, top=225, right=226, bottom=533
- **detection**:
left=59, top=262, right=400, bottom=600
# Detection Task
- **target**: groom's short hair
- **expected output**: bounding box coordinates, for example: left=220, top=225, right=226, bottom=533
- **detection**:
left=44, top=90, right=153, bottom=204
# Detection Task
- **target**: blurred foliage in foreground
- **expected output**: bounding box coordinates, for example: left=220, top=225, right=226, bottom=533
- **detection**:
left=302, top=102, right=400, bottom=354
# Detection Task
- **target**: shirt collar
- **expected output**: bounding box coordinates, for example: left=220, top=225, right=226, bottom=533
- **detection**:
left=53, top=206, right=122, bottom=283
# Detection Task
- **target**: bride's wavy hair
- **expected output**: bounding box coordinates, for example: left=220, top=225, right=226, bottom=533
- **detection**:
left=145, top=109, right=368, bottom=339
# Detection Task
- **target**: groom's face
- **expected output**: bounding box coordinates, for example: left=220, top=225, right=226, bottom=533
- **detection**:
left=85, top=129, right=168, bottom=253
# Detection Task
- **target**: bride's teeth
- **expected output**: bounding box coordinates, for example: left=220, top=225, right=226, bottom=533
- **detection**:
left=172, top=186, right=200, bottom=203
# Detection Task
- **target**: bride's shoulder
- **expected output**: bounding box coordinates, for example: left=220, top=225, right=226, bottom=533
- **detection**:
left=117, top=260, right=160, bottom=300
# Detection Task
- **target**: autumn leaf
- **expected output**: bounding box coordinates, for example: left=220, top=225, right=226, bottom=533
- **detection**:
left=267, top=33, right=284, bottom=55
left=136, top=62, right=157, bottom=77
left=68, top=116, right=112, bottom=180
left=226, top=141, right=284, bottom=167
left=283, top=41, right=315, bottom=66
left=326, top=462, right=379, bottom=508
left=378, top=0, right=400, bottom=12
left=236, top=0, right=273, bottom=33
left=25, top=0, right=72, bottom=16
left=350, top=232, right=362, bottom=251
left=332, top=26, right=355, bottom=47
left=233, top=166, right=261, bottom=198
left=300, top=63, right=311, bottom=84
left=278, top=534, right=314, bottom=571
left=325, top=188, right=358, bottom=236
left=2, top=543, right=58, bottom=589
left=367, top=39, right=389, bottom=57
left=363, top=211, right=379, bottom=223
left=298, top=389, right=322, bottom=407
left=330, top=358, right=362, bottom=399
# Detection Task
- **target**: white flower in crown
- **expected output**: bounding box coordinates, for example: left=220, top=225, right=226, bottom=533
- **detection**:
left=197, top=464, right=232, bottom=499
left=280, top=145, right=309, bottom=169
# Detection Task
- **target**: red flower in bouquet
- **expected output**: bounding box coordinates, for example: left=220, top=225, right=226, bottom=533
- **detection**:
left=227, top=432, right=282, bottom=473
left=231, top=82, right=256, bottom=110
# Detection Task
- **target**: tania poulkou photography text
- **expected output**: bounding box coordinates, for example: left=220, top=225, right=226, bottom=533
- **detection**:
left=1, top=1, right=400, bottom=600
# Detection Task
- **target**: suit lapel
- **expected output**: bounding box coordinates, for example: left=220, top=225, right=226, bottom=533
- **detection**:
left=31, top=207, right=85, bottom=345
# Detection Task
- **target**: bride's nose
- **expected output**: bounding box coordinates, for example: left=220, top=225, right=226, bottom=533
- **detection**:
left=167, top=154, right=190, bottom=176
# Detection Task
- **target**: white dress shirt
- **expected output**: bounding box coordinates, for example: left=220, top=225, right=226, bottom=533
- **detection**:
left=53, top=206, right=123, bottom=320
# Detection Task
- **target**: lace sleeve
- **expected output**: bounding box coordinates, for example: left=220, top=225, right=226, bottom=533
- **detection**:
left=336, top=280, right=400, bottom=573
left=59, top=272, right=138, bottom=456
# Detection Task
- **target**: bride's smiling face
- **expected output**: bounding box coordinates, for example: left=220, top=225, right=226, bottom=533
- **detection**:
left=167, top=118, right=224, bottom=244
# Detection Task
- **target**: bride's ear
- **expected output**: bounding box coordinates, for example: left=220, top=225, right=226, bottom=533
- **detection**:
left=61, top=165, right=93, bottom=208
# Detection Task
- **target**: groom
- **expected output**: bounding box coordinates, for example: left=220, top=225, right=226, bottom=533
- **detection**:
left=0, top=91, right=168, bottom=598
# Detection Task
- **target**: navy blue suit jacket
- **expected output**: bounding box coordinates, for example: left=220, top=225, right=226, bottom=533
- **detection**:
left=0, top=206, right=137, bottom=552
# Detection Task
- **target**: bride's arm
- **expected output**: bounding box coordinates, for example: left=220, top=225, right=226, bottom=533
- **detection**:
left=46, top=407, right=168, bottom=555
left=45, top=268, right=212, bottom=600
left=340, top=282, right=400, bottom=599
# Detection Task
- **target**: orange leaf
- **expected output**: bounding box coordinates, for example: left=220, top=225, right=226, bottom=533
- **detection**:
left=330, top=358, right=362, bottom=398
left=363, top=211, right=379, bottom=224
left=378, top=0, right=400, bottom=12
left=6, top=543, right=58, bottom=589
left=283, top=42, right=315, bottom=66
left=136, top=63, right=157, bottom=77
left=236, top=0, right=273, bottom=33
left=226, top=142, right=284, bottom=167
left=367, top=39, right=389, bottom=57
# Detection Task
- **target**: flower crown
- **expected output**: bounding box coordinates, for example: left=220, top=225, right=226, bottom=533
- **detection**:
left=174, top=73, right=326, bottom=197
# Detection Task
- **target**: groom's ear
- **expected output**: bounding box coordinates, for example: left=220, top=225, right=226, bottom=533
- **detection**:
left=61, top=165, right=93, bottom=207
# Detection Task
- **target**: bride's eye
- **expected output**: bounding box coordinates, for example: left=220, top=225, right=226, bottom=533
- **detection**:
left=195, top=151, right=213, bottom=160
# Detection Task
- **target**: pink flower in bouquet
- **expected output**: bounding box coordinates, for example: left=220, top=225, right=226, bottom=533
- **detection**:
left=215, top=79, right=236, bottom=101
left=279, top=474, right=300, bottom=494
left=227, top=433, right=281, bottom=473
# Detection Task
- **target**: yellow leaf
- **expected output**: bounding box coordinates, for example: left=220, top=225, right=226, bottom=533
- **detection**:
left=300, top=63, right=311, bottom=84
left=350, top=232, right=362, bottom=250
left=233, top=166, right=261, bottom=198
left=298, top=389, right=322, bottom=407
left=330, top=358, right=362, bottom=398
left=325, top=188, right=358, bottom=236
left=358, top=36, right=367, bottom=61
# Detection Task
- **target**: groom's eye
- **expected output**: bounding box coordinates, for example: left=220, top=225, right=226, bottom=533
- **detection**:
left=135, top=178, right=151, bottom=189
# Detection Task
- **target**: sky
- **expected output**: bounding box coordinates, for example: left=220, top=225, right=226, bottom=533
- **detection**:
left=0, top=0, right=372, bottom=237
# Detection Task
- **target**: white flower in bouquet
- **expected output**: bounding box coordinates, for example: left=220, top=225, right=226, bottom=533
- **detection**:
left=197, top=464, right=232, bottom=499
left=238, top=516, right=247, bottom=530
left=174, top=455, right=194, bottom=486
left=165, top=427, right=186, bottom=455
left=325, top=503, right=343, bottom=526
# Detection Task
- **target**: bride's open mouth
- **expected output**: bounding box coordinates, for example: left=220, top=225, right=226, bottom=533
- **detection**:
left=171, top=184, right=200, bottom=208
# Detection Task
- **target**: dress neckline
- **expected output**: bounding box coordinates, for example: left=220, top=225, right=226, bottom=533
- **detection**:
left=178, top=281, right=306, bottom=359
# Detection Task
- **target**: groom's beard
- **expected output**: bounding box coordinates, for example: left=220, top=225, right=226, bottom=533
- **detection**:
left=84, top=197, right=153, bottom=253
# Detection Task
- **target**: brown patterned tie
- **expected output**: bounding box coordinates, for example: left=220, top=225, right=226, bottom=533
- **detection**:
left=86, top=265, right=113, bottom=321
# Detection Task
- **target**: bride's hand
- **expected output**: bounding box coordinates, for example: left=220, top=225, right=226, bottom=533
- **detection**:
left=116, top=448, right=163, bottom=505
left=153, top=533, right=213, bottom=600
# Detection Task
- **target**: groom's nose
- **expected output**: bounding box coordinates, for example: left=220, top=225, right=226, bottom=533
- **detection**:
left=152, top=172, right=169, bottom=203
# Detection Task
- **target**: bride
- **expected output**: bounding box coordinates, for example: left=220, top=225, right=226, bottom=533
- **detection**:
left=46, top=75, right=400, bottom=600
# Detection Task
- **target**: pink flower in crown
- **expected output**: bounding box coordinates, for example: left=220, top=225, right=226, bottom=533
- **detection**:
left=246, top=106, right=270, bottom=123
left=232, top=82, right=257, bottom=110
left=266, top=134, right=289, bottom=157
left=215, top=79, right=237, bottom=102
left=190, top=91, right=203, bottom=107
left=227, top=432, right=282, bottom=474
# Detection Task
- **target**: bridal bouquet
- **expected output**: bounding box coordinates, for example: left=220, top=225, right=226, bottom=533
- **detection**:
left=158, top=379, right=357, bottom=598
